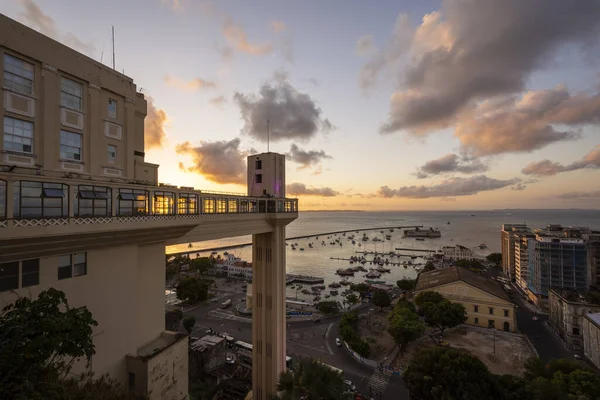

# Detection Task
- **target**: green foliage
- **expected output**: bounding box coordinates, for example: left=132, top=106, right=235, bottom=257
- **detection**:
left=372, top=290, right=391, bottom=310
left=403, top=347, right=502, bottom=400
left=486, top=253, right=502, bottom=265
left=176, top=277, right=209, bottom=304
left=414, top=290, right=444, bottom=309
left=422, top=261, right=436, bottom=272
left=338, top=311, right=371, bottom=358
left=276, top=357, right=351, bottom=400
left=183, top=316, right=196, bottom=335
left=456, top=259, right=484, bottom=270
left=388, top=308, right=425, bottom=355
left=422, top=299, right=467, bottom=336
left=189, top=257, right=215, bottom=274
left=345, top=293, right=359, bottom=307
left=349, top=282, right=370, bottom=299
left=315, top=300, right=341, bottom=315
left=396, top=278, right=416, bottom=291
left=392, top=298, right=417, bottom=315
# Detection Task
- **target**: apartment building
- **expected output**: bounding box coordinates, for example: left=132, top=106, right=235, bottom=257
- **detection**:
left=0, top=14, right=297, bottom=400
left=501, top=224, right=530, bottom=282
left=548, top=289, right=600, bottom=352
left=441, top=244, right=473, bottom=261
left=514, top=232, right=536, bottom=290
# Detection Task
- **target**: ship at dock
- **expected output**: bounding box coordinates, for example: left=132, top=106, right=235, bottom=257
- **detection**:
left=403, top=227, right=441, bottom=238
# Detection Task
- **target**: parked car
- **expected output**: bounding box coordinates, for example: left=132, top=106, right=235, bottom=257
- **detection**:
left=313, top=317, right=321, bottom=323
left=336, top=338, right=342, bottom=347
left=343, top=379, right=356, bottom=392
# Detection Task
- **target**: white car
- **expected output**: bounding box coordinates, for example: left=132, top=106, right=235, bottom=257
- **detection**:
left=335, top=338, right=342, bottom=347
left=343, top=379, right=356, bottom=392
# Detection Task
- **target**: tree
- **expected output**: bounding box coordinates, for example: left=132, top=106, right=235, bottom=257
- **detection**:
left=350, top=282, right=370, bottom=299
left=403, top=347, right=502, bottom=400
left=372, top=290, right=391, bottom=311
left=388, top=308, right=425, bottom=356
left=0, top=289, right=136, bottom=400
left=422, top=261, right=436, bottom=272
left=414, top=290, right=444, bottom=309
left=183, top=316, right=196, bottom=336
left=345, top=293, right=359, bottom=308
left=391, top=298, right=416, bottom=315
left=189, top=257, right=214, bottom=275
left=456, top=259, right=484, bottom=272
left=486, top=253, right=502, bottom=265
left=176, top=277, right=209, bottom=304
left=276, top=357, right=351, bottom=400
left=422, top=299, right=467, bottom=337
left=338, top=311, right=371, bottom=358
left=316, top=300, right=341, bottom=315
left=396, top=278, right=415, bottom=291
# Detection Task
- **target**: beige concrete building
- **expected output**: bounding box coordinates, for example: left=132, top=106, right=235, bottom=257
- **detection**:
left=582, top=313, right=600, bottom=369
left=514, top=232, right=535, bottom=290
left=501, top=224, right=531, bottom=282
left=548, top=289, right=600, bottom=352
left=0, top=14, right=297, bottom=400
left=441, top=244, right=473, bottom=260
left=415, top=267, right=517, bottom=332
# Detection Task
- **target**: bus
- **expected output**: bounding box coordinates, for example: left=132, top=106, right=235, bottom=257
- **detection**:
left=232, top=340, right=292, bottom=368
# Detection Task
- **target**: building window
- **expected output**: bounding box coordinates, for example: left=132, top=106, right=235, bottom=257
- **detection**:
left=3, top=117, right=34, bottom=154
left=58, top=253, right=87, bottom=280
left=21, top=259, right=40, bottom=287
left=489, top=307, right=494, bottom=315
left=216, top=198, right=227, bottom=213
left=255, top=160, right=262, bottom=170
left=108, top=99, right=117, bottom=119
left=474, top=317, right=479, bottom=324
left=240, top=200, right=249, bottom=213
left=488, top=320, right=495, bottom=329
left=473, top=305, right=479, bottom=313
left=60, top=131, right=82, bottom=161
left=3, top=54, right=34, bottom=95
left=503, top=322, right=510, bottom=332
left=228, top=199, right=238, bottom=213
left=573, top=327, right=580, bottom=336
left=75, top=185, right=111, bottom=217
left=0, top=261, right=19, bottom=292
left=61, top=77, right=83, bottom=110
left=503, top=309, right=509, bottom=317
left=250, top=200, right=258, bottom=213
left=178, top=193, right=198, bottom=215
left=255, top=174, right=262, bottom=184
left=0, top=180, right=6, bottom=220
left=107, top=144, right=117, bottom=163
left=203, top=198, right=215, bottom=214
left=13, top=181, right=68, bottom=218
left=154, top=191, right=175, bottom=215
left=128, top=373, right=135, bottom=391
left=117, top=189, right=148, bottom=216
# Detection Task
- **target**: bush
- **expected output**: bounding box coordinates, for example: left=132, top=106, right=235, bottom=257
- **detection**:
left=338, top=311, right=370, bottom=357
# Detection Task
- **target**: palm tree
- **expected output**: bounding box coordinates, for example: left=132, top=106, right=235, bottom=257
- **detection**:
left=276, top=358, right=352, bottom=400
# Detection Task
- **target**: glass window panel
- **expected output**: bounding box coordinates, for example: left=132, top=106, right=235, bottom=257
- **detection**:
left=21, top=259, right=39, bottom=287
left=3, top=54, right=34, bottom=95
left=119, top=193, right=136, bottom=201
left=3, top=117, right=34, bottom=154
left=77, top=191, right=96, bottom=199
left=42, top=188, right=65, bottom=198
left=0, top=261, right=19, bottom=292
left=58, top=265, right=72, bottom=280
left=0, top=180, right=5, bottom=219
left=74, top=253, right=86, bottom=264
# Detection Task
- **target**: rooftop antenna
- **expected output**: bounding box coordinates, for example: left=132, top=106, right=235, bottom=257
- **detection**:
left=112, top=26, right=115, bottom=70
left=100, top=44, right=105, bottom=64
left=267, top=119, right=270, bottom=153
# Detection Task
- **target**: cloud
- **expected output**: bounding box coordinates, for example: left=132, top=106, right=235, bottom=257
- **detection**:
left=270, top=21, right=287, bottom=33
left=234, top=73, right=334, bottom=142
left=557, top=191, right=600, bottom=199
left=286, top=183, right=339, bottom=197
left=377, top=175, right=519, bottom=199
left=522, top=145, right=600, bottom=176
left=363, top=0, right=600, bottom=141
left=175, top=138, right=249, bottom=185
left=415, top=153, right=487, bottom=178
left=223, top=17, right=272, bottom=56
left=18, top=0, right=95, bottom=56
left=356, top=35, right=375, bottom=56
left=209, top=95, right=227, bottom=106
left=164, top=75, right=217, bottom=91
left=144, top=97, right=168, bottom=150
left=287, top=144, right=332, bottom=170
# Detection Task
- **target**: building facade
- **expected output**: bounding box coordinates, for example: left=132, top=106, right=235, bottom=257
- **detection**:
left=0, top=14, right=297, bottom=400
left=414, top=267, right=517, bottom=332
left=214, top=254, right=253, bottom=280
left=583, top=232, right=600, bottom=288
left=582, top=313, right=600, bottom=369
left=514, top=232, right=536, bottom=290
left=501, top=224, right=530, bottom=282
left=441, top=245, right=473, bottom=260
left=548, top=289, right=600, bottom=352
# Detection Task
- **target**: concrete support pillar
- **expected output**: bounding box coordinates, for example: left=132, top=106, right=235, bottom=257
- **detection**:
left=252, top=222, right=287, bottom=400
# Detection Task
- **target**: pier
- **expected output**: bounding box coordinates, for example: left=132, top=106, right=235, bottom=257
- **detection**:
left=285, top=274, right=324, bottom=284
left=393, top=247, right=437, bottom=253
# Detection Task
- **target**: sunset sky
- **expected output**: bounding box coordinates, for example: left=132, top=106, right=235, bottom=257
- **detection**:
left=4, top=0, right=600, bottom=211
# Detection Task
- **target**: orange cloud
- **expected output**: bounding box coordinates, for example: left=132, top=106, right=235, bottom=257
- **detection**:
left=144, top=97, right=167, bottom=150
left=223, top=17, right=273, bottom=55
left=164, top=75, right=217, bottom=91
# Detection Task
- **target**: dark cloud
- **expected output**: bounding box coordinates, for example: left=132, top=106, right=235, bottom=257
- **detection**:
left=557, top=191, right=600, bottom=199
left=415, top=153, right=487, bottom=178
left=286, top=183, right=339, bottom=197
left=144, top=97, right=167, bottom=150
left=287, top=144, right=332, bottom=170
left=356, top=35, right=375, bottom=56
left=522, top=145, right=600, bottom=176
left=234, top=74, right=334, bottom=142
left=19, top=0, right=95, bottom=56
left=377, top=175, right=519, bottom=199
left=175, top=138, right=249, bottom=185
left=363, top=0, right=600, bottom=149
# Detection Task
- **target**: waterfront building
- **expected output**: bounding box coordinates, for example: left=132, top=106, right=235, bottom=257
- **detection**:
left=582, top=313, right=600, bottom=369
left=514, top=232, right=536, bottom=290
left=548, top=289, right=600, bottom=352
left=527, top=226, right=589, bottom=304
left=441, top=244, right=473, bottom=261
left=0, top=14, right=297, bottom=400
left=501, top=224, right=531, bottom=282
left=414, top=267, right=517, bottom=332
left=215, top=254, right=253, bottom=280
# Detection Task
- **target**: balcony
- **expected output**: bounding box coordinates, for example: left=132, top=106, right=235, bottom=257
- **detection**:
left=0, top=176, right=298, bottom=263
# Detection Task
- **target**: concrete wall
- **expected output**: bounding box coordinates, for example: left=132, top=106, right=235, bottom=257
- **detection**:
left=583, top=316, right=600, bottom=369
left=0, top=242, right=167, bottom=385
left=146, top=334, right=189, bottom=400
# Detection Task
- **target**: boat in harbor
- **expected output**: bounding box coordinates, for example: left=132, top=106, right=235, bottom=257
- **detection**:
left=404, top=227, right=441, bottom=238
left=330, top=290, right=339, bottom=296
left=340, top=279, right=351, bottom=286
left=416, top=238, right=425, bottom=241
left=329, top=282, right=342, bottom=288
left=365, top=270, right=382, bottom=278
left=479, top=244, right=487, bottom=249
left=336, top=268, right=355, bottom=276
left=377, top=267, right=391, bottom=273
left=365, top=279, right=386, bottom=284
